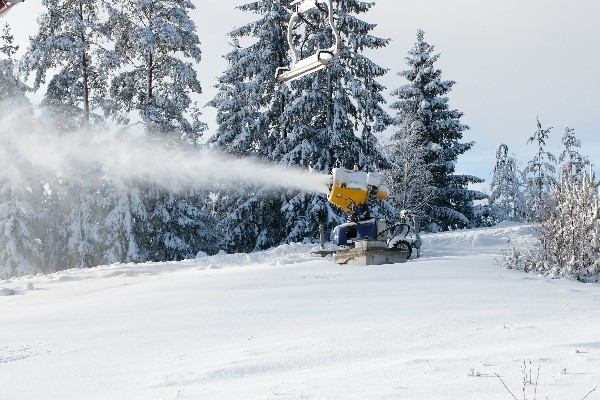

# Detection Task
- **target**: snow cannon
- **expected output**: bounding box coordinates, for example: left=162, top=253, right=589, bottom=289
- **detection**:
left=321, top=168, right=420, bottom=266
left=327, top=168, right=389, bottom=218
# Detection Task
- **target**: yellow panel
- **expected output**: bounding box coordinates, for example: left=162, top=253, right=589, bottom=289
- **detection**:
left=376, top=186, right=389, bottom=200
left=328, top=184, right=368, bottom=214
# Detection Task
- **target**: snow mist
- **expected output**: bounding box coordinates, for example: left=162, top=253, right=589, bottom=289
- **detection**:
left=0, top=114, right=330, bottom=195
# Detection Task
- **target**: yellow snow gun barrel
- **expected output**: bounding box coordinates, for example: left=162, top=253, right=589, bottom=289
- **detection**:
left=327, top=168, right=388, bottom=214
left=328, top=168, right=369, bottom=214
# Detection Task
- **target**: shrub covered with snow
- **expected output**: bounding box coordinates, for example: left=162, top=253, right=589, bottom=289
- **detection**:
left=502, top=169, right=600, bottom=283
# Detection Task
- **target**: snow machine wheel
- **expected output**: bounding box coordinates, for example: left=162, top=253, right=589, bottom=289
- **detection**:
left=392, top=240, right=412, bottom=259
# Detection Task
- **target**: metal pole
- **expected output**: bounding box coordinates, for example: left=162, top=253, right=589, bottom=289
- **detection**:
left=319, top=223, right=325, bottom=249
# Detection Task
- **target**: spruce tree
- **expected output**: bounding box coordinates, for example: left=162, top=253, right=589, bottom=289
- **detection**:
left=0, top=23, right=30, bottom=108
left=0, top=180, right=39, bottom=278
left=523, top=117, right=557, bottom=221
left=208, top=0, right=292, bottom=253
left=99, top=181, right=151, bottom=264
left=488, top=143, right=525, bottom=222
left=209, top=0, right=291, bottom=157
left=143, top=188, right=221, bottom=261
left=559, top=127, right=589, bottom=178
left=61, top=171, right=104, bottom=269
left=31, top=177, right=71, bottom=274
left=276, top=0, right=392, bottom=243
left=390, top=30, right=484, bottom=230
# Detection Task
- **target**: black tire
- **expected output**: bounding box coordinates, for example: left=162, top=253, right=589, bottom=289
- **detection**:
left=392, top=240, right=412, bottom=259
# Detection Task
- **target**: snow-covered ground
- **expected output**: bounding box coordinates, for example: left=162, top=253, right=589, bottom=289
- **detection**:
left=2, top=223, right=599, bottom=400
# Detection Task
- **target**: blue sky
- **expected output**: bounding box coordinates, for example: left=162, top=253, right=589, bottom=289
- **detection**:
left=6, top=0, right=600, bottom=189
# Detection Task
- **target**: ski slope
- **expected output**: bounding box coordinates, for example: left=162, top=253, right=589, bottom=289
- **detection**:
left=1, top=223, right=599, bottom=400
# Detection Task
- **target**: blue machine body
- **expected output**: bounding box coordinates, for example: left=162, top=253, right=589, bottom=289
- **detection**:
left=332, top=219, right=378, bottom=246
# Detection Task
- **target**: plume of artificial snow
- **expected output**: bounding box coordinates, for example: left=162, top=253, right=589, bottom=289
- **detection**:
left=0, top=113, right=330, bottom=195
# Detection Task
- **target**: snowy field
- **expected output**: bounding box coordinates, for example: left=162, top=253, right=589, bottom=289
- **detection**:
left=1, top=223, right=599, bottom=400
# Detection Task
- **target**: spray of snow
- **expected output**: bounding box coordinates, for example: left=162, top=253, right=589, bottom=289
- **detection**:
left=0, top=113, right=330, bottom=195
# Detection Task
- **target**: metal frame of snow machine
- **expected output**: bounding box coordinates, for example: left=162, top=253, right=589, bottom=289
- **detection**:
left=275, top=0, right=341, bottom=83
left=0, top=0, right=25, bottom=16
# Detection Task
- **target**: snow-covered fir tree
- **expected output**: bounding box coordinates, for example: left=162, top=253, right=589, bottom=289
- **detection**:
left=0, top=26, right=38, bottom=278
left=208, top=0, right=291, bottom=158
left=30, top=178, right=71, bottom=274
left=390, top=30, right=484, bottom=230
left=0, top=23, right=30, bottom=108
left=488, top=143, right=525, bottom=222
left=142, top=188, right=221, bottom=261
left=208, top=0, right=292, bottom=253
left=0, top=23, right=16, bottom=58
left=523, top=117, right=557, bottom=222
left=276, top=0, right=393, bottom=243
left=61, top=173, right=104, bottom=269
left=21, top=0, right=111, bottom=129
left=383, top=119, right=435, bottom=222
left=0, top=179, right=39, bottom=278
left=105, top=0, right=205, bottom=139
left=559, top=127, right=589, bottom=179
left=99, top=180, right=150, bottom=264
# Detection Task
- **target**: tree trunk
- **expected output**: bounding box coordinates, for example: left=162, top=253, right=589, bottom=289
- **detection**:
left=147, top=53, right=153, bottom=101
left=78, top=0, right=90, bottom=127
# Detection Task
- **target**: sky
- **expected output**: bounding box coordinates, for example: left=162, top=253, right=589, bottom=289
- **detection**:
left=5, top=0, right=600, bottom=187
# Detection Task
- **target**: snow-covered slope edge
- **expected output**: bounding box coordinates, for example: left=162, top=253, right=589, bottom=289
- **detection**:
left=3, top=222, right=534, bottom=292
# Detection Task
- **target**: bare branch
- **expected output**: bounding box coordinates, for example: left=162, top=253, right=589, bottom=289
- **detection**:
left=533, top=365, right=540, bottom=400
left=495, top=373, right=519, bottom=400
left=581, top=387, right=597, bottom=400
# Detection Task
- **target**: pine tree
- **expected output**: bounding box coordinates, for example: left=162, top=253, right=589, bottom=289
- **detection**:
left=523, top=117, right=557, bottom=221
left=276, top=0, right=393, bottom=243
left=488, top=143, right=525, bottom=222
left=105, top=0, right=205, bottom=139
left=559, top=127, right=589, bottom=178
left=20, top=0, right=114, bottom=270
left=207, top=0, right=292, bottom=253
left=0, top=23, right=30, bottom=108
left=21, top=0, right=111, bottom=129
left=390, top=30, right=484, bottom=231
left=103, top=0, right=217, bottom=260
